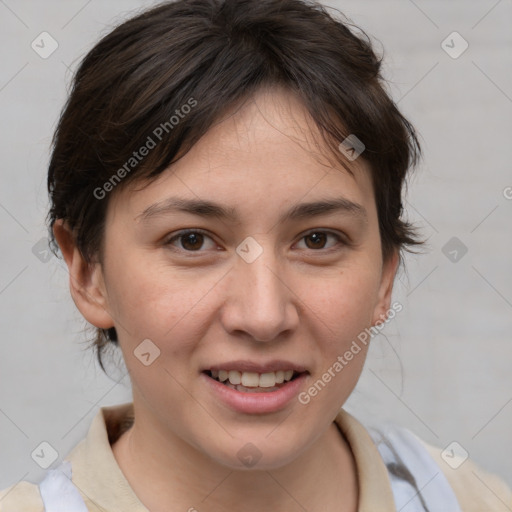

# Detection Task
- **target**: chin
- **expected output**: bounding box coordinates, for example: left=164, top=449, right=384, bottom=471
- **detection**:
left=202, top=430, right=308, bottom=472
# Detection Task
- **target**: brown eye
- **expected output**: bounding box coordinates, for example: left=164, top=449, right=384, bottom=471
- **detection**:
left=296, top=231, right=344, bottom=251
left=304, top=232, right=328, bottom=249
left=166, top=230, right=216, bottom=252
left=180, top=232, right=204, bottom=251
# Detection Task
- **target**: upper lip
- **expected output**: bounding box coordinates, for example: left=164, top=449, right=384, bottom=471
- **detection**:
left=204, top=360, right=308, bottom=374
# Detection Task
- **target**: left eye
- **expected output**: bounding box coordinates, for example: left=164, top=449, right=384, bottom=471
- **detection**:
left=295, top=231, right=344, bottom=251
left=166, top=229, right=344, bottom=253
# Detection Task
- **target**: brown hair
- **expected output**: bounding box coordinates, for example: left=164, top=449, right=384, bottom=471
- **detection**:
left=46, top=0, right=424, bottom=372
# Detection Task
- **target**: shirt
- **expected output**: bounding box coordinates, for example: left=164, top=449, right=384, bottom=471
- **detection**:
left=1, top=401, right=511, bottom=511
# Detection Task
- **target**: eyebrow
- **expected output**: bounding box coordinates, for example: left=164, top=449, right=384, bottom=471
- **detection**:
left=135, top=196, right=368, bottom=224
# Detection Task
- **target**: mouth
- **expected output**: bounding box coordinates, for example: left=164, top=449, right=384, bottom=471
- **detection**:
left=201, top=362, right=310, bottom=413
left=203, top=369, right=305, bottom=393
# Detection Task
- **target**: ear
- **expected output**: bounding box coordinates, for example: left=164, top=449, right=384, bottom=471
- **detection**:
left=52, top=219, right=114, bottom=330
left=371, top=248, right=400, bottom=326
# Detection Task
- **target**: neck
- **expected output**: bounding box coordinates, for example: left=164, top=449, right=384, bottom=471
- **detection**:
left=112, top=405, right=358, bottom=512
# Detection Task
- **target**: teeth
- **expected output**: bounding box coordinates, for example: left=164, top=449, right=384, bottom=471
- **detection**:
left=228, top=370, right=241, bottom=385
left=210, top=369, right=297, bottom=387
left=226, top=382, right=280, bottom=393
left=259, top=372, right=277, bottom=388
left=241, top=372, right=259, bottom=387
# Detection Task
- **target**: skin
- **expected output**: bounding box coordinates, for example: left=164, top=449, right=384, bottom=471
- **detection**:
left=54, top=86, right=399, bottom=512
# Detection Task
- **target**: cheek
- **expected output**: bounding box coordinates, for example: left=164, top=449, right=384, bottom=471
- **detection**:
left=295, top=263, right=379, bottom=401
left=302, top=263, right=381, bottom=343
left=105, top=257, right=217, bottom=346
left=298, top=272, right=376, bottom=411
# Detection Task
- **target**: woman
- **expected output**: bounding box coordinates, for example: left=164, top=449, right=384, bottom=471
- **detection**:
left=1, top=0, right=510, bottom=510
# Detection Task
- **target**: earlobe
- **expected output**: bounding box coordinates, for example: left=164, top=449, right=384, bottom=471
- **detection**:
left=52, top=219, right=114, bottom=330
left=371, top=249, right=400, bottom=326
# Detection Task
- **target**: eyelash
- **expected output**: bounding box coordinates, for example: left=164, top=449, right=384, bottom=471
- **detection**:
left=164, top=228, right=347, bottom=254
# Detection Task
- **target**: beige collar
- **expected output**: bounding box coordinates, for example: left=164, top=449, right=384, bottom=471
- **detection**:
left=66, top=402, right=396, bottom=511
left=333, top=408, right=396, bottom=511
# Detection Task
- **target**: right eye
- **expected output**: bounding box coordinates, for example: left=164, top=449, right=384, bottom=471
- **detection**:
left=164, top=229, right=218, bottom=252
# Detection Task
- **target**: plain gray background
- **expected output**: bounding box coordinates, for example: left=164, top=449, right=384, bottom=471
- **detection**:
left=1, top=0, right=511, bottom=497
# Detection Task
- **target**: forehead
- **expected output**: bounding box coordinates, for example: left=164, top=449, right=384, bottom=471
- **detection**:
left=108, top=86, right=375, bottom=225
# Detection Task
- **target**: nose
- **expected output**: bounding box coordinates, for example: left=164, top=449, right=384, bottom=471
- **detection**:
left=219, top=240, right=299, bottom=342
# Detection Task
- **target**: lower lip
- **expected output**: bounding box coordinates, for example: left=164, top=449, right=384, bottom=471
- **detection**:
left=201, top=372, right=308, bottom=414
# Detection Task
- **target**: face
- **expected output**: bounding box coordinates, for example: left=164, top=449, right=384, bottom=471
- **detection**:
left=62, top=86, right=398, bottom=470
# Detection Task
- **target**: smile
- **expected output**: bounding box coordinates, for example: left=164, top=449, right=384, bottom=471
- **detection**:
left=207, top=369, right=299, bottom=392
left=201, top=360, right=309, bottom=412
